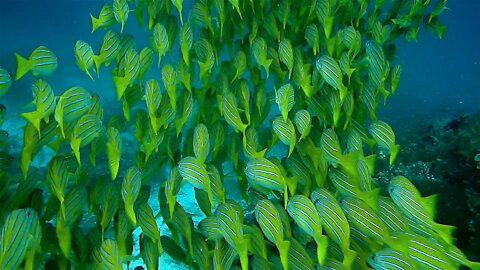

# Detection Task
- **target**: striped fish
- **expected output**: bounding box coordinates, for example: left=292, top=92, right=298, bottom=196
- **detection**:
left=164, top=167, right=182, bottom=219
left=255, top=200, right=290, bottom=270
left=287, top=195, right=328, bottom=265
left=272, top=116, right=296, bottom=157
left=190, top=1, right=213, bottom=33
left=70, top=114, right=104, bottom=164
left=294, top=109, right=311, bottom=141
left=136, top=203, right=162, bottom=253
left=369, top=120, right=400, bottom=164
left=191, top=232, right=210, bottom=270
left=20, top=79, right=56, bottom=136
left=152, top=23, right=169, bottom=67
left=285, top=153, right=312, bottom=195
left=93, top=31, right=120, bottom=75
left=320, top=128, right=343, bottom=166
left=113, top=0, right=129, bottom=32
left=193, top=123, right=210, bottom=163
left=55, top=86, right=93, bottom=138
left=340, top=26, right=361, bottom=58
left=368, top=249, right=416, bottom=270
left=46, top=155, right=70, bottom=220
left=14, top=46, right=58, bottom=80
left=390, top=65, right=402, bottom=94
left=388, top=176, right=456, bottom=245
left=305, top=24, right=320, bottom=55
left=178, top=156, right=213, bottom=204
left=216, top=202, right=249, bottom=270
left=245, top=158, right=287, bottom=203
left=198, top=216, right=222, bottom=241
left=174, top=91, right=194, bottom=136
left=177, top=58, right=192, bottom=93
left=113, top=48, right=139, bottom=100
left=243, top=225, right=268, bottom=259
left=0, top=209, right=39, bottom=270
left=293, top=62, right=314, bottom=97
left=243, top=127, right=267, bottom=160
left=232, top=50, right=246, bottom=82
left=376, top=196, right=409, bottom=233
left=106, top=127, right=122, bottom=180
left=366, top=40, right=389, bottom=81
left=137, top=47, right=154, bottom=80
left=430, top=237, right=480, bottom=269
left=121, top=166, right=141, bottom=225
left=179, top=23, right=193, bottom=67
left=222, top=92, right=247, bottom=134
left=90, top=3, right=115, bottom=33
left=391, top=232, right=457, bottom=270
left=251, top=37, right=272, bottom=78
left=311, top=188, right=356, bottom=268
left=161, top=64, right=177, bottom=112
left=356, top=158, right=373, bottom=192
left=92, top=239, right=122, bottom=270
left=207, top=165, right=226, bottom=205
left=99, top=182, right=120, bottom=238
left=141, top=236, right=159, bottom=270
left=115, top=34, right=135, bottom=64
left=346, top=130, right=363, bottom=154
left=213, top=238, right=237, bottom=270
left=339, top=196, right=391, bottom=245
left=171, top=0, right=183, bottom=24
left=195, top=38, right=215, bottom=79
left=166, top=203, right=193, bottom=257
left=316, top=54, right=348, bottom=101
left=275, top=83, right=294, bottom=122
left=339, top=52, right=356, bottom=84
left=144, top=79, right=162, bottom=133
left=287, top=237, right=314, bottom=270
left=264, top=13, right=280, bottom=41
left=74, top=40, right=95, bottom=80
left=278, top=39, right=294, bottom=78
left=0, top=68, right=11, bottom=98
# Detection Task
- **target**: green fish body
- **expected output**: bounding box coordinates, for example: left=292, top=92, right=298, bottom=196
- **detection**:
left=14, top=46, right=58, bottom=80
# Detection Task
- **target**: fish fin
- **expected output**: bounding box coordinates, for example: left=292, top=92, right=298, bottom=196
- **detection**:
left=90, top=14, right=100, bottom=33
left=92, top=54, right=103, bottom=78
left=468, top=261, right=480, bottom=270
left=339, top=84, right=348, bottom=102
left=360, top=188, right=380, bottom=211
left=124, top=202, right=137, bottom=226
left=364, top=154, right=376, bottom=175
left=14, top=53, right=31, bottom=80
left=21, top=111, right=41, bottom=136
left=70, top=137, right=82, bottom=164
left=434, top=223, right=456, bottom=245
left=389, top=144, right=400, bottom=165
left=342, top=249, right=357, bottom=269
left=340, top=151, right=359, bottom=176
left=315, top=235, right=328, bottom=265
left=113, top=75, right=129, bottom=100
left=422, top=194, right=439, bottom=219
left=286, top=176, right=298, bottom=197
left=264, top=59, right=273, bottom=78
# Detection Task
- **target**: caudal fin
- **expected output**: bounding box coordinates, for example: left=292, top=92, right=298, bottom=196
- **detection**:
left=113, top=76, right=129, bottom=100
left=14, top=53, right=31, bottom=80
left=21, top=111, right=41, bottom=136
left=435, top=223, right=456, bottom=246
left=90, top=14, right=100, bottom=33
left=389, top=144, right=400, bottom=165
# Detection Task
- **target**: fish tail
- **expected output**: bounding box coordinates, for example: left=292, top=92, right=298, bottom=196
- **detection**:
left=70, top=137, right=82, bottom=164
left=90, top=14, right=100, bottom=33
left=389, top=144, right=400, bottom=165
left=21, top=111, right=41, bottom=136
left=315, top=235, right=328, bottom=265
left=92, top=54, right=103, bottom=78
left=125, top=202, right=137, bottom=226
left=360, top=188, right=380, bottom=211
left=14, top=52, right=31, bottom=80
left=342, top=249, right=357, bottom=269
left=468, top=261, right=480, bottom=270
left=286, top=176, right=298, bottom=197
left=278, top=240, right=291, bottom=270
left=113, top=75, right=129, bottom=100
left=21, top=147, right=32, bottom=180
left=264, top=59, right=273, bottom=78
left=364, top=154, right=376, bottom=175
left=435, top=223, right=456, bottom=245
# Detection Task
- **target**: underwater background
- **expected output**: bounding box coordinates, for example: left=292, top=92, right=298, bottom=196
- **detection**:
left=1, top=0, right=480, bottom=269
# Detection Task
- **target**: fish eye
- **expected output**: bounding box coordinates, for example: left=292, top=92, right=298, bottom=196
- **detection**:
left=389, top=188, right=394, bottom=193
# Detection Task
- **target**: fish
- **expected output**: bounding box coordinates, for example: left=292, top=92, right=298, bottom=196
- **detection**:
left=164, top=167, right=182, bottom=219
left=92, top=31, right=121, bottom=76
left=0, top=68, right=12, bottom=98
left=69, top=114, right=104, bottom=164
left=179, top=23, right=193, bottom=67
left=293, top=62, right=314, bottom=97
left=198, top=216, right=222, bottom=241
left=368, top=248, right=416, bottom=270
left=20, top=80, right=56, bottom=136
left=216, top=202, right=249, bottom=270
left=113, top=48, right=140, bottom=100
left=294, top=109, right=311, bottom=141
left=141, top=236, right=160, bottom=270
left=263, top=13, right=280, bottom=41
left=255, top=199, right=290, bottom=270
left=251, top=37, right=273, bottom=78
left=121, top=166, right=141, bottom=225
left=190, top=1, right=213, bottom=34
left=136, top=203, right=162, bottom=254
left=213, top=239, right=237, bottom=270
left=161, top=64, right=177, bottom=112
left=243, top=127, right=267, bottom=160
left=177, top=58, right=192, bottom=93
left=165, top=203, right=192, bottom=257
left=390, top=65, right=401, bottom=93
left=340, top=26, right=361, bottom=59
left=320, top=128, right=357, bottom=174
left=305, top=24, right=320, bottom=55
left=92, top=239, right=122, bottom=270
left=287, top=237, right=315, bottom=270
left=74, top=40, right=96, bottom=80
left=375, top=196, right=409, bottom=233
left=232, top=50, right=246, bottom=82
left=171, top=0, right=184, bottom=24
left=46, top=155, right=70, bottom=221
left=228, top=0, right=243, bottom=19
left=193, top=123, right=210, bottom=163
left=178, top=156, right=213, bottom=204
left=113, top=0, right=129, bottom=32
left=106, top=127, right=122, bottom=180
left=278, top=39, right=294, bottom=78
left=174, top=91, right=194, bottom=136
left=144, top=79, right=162, bottom=134
left=388, top=176, right=456, bottom=245
left=286, top=195, right=328, bottom=265
left=222, top=92, right=248, bottom=134
left=195, top=38, right=215, bottom=80
left=14, top=46, right=58, bottom=80
left=272, top=116, right=296, bottom=157
left=369, top=120, right=400, bottom=164
left=115, top=34, right=136, bottom=64
left=152, top=23, right=169, bottom=68
left=275, top=83, right=294, bottom=122
left=137, top=47, right=154, bottom=81
left=90, top=3, right=115, bottom=33
left=316, top=54, right=348, bottom=101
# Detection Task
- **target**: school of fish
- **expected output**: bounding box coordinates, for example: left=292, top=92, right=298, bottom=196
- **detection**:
left=1, top=0, right=478, bottom=269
